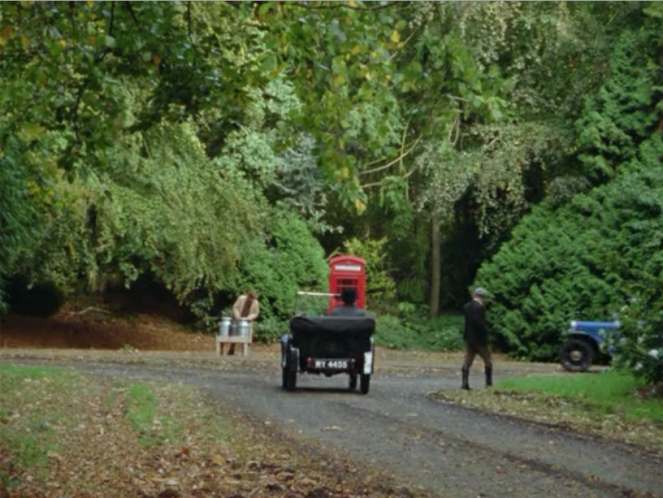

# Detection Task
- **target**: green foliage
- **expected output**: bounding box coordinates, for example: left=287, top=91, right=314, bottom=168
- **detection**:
left=342, top=237, right=396, bottom=311
left=498, top=370, right=663, bottom=423
left=474, top=18, right=663, bottom=367
left=375, top=313, right=464, bottom=351
left=125, top=383, right=181, bottom=447
left=475, top=136, right=663, bottom=360
left=9, top=122, right=262, bottom=319
left=231, top=209, right=328, bottom=338
left=272, top=134, right=335, bottom=234
left=608, top=256, right=663, bottom=385
left=0, top=365, right=75, bottom=476
left=0, top=134, right=55, bottom=312
left=0, top=0, right=660, bottom=352
left=577, top=29, right=662, bottom=182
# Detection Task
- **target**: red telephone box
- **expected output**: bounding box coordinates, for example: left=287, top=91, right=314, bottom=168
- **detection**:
left=327, top=254, right=366, bottom=313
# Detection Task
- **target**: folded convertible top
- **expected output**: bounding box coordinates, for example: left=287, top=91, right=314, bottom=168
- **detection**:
left=289, top=316, right=375, bottom=336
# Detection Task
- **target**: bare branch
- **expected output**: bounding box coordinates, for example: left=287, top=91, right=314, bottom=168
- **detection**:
left=399, top=119, right=411, bottom=173
left=108, top=2, right=115, bottom=36
left=288, top=1, right=402, bottom=12
left=124, top=2, right=139, bottom=25
left=187, top=2, right=192, bottom=41
left=68, top=306, right=112, bottom=316
left=359, top=135, right=422, bottom=177
left=389, top=26, right=422, bottom=61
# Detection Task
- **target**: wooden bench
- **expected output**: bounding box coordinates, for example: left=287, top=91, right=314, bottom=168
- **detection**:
left=216, top=325, right=253, bottom=357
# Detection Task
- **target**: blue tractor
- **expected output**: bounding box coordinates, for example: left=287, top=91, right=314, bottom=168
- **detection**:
left=560, top=320, right=620, bottom=372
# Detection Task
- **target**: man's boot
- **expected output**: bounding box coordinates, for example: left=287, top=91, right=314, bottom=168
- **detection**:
left=485, top=366, right=493, bottom=387
left=461, top=367, right=470, bottom=390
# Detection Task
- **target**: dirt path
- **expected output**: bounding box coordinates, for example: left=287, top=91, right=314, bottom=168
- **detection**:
left=3, top=351, right=660, bottom=498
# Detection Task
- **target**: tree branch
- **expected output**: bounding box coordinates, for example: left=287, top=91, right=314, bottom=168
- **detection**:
left=288, top=1, right=401, bottom=12
left=399, top=119, right=411, bottom=174
left=124, top=2, right=139, bottom=25
left=68, top=1, right=77, bottom=37
left=187, top=2, right=192, bottom=41
left=359, top=135, right=422, bottom=177
left=109, top=1, right=115, bottom=36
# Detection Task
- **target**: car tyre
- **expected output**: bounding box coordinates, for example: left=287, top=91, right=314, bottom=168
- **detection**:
left=560, top=338, right=594, bottom=372
left=360, top=374, right=370, bottom=394
left=285, top=368, right=297, bottom=391
left=349, top=374, right=357, bottom=391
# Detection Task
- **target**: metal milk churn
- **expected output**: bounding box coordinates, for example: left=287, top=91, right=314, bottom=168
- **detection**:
left=218, top=316, right=232, bottom=338
left=236, top=319, right=251, bottom=338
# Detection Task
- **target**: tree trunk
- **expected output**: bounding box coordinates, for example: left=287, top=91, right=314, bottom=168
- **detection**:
left=430, top=213, right=441, bottom=317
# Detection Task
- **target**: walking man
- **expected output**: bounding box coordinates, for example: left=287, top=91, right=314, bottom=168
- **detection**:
left=461, top=287, right=493, bottom=390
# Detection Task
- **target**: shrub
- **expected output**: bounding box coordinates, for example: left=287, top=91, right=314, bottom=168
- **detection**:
left=341, top=237, right=397, bottom=312
left=375, top=313, right=464, bottom=351
left=474, top=25, right=663, bottom=363
left=231, top=208, right=328, bottom=338
left=607, top=253, right=663, bottom=386
left=475, top=137, right=663, bottom=360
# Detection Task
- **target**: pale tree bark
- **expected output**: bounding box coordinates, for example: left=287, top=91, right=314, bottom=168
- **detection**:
left=430, top=212, right=441, bottom=317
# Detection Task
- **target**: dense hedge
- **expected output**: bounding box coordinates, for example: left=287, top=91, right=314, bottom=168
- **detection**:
left=231, top=209, right=328, bottom=340
left=475, top=137, right=663, bottom=360
left=475, top=24, right=663, bottom=366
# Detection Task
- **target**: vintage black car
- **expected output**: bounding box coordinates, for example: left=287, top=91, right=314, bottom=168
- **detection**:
left=280, top=315, right=375, bottom=394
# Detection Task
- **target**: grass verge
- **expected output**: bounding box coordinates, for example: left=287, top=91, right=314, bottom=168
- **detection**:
left=499, top=370, right=663, bottom=423
left=0, top=362, right=432, bottom=498
left=0, top=364, right=75, bottom=484
left=125, top=383, right=182, bottom=447
left=432, top=369, right=663, bottom=454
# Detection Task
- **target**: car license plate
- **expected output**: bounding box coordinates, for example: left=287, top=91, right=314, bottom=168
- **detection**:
left=314, top=359, right=349, bottom=370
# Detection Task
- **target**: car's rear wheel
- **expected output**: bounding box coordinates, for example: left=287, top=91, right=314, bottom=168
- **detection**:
left=360, top=374, right=370, bottom=394
left=349, top=374, right=357, bottom=391
left=284, top=368, right=297, bottom=391
left=283, top=347, right=297, bottom=391
left=561, top=339, right=594, bottom=372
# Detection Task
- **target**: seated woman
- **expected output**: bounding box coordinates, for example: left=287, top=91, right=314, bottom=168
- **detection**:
left=330, top=288, right=367, bottom=317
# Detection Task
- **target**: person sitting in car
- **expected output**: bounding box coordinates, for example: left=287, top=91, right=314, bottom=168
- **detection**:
left=330, top=288, right=367, bottom=317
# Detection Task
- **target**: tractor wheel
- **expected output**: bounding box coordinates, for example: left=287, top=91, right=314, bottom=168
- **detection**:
left=360, top=374, right=370, bottom=394
left=560, top=339, right=594, bottom=372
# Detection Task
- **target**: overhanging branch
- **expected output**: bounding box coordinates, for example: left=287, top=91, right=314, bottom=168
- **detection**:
left=359, top=135, right=422, bottom=177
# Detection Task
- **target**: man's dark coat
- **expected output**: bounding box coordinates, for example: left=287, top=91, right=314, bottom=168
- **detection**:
left=463, top=299, right=489, bottom=348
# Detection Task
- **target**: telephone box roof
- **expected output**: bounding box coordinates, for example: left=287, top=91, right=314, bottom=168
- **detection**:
left=328, top=254, right=365, bottom=265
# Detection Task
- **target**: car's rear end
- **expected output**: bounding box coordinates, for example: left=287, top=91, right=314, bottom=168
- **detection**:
left=281, top=316, right=375, bottom=393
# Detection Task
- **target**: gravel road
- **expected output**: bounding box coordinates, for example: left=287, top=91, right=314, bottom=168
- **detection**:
left=3, top=353, right=661, bottom=498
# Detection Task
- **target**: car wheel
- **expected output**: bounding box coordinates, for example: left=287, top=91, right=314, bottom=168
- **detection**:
left=281, top=367, right=288, bottom=390
left=560, top=339, right=594, bottom=372
left=360, top=374, right=370, bottom=394
left=349, top=374, right=357, bottom=391
left=285, top=368, right=297, bottom=391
